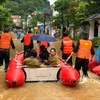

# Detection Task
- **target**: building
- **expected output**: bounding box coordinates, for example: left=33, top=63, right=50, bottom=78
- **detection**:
left=11, top=15, right=21, bottom=26
left=86, top=13, right=100, bottom=39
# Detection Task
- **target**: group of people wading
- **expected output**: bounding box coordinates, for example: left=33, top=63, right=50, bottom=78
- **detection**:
left=62, top=32, right=95, bottom=79
left=0, top=29, right=95, bottom=80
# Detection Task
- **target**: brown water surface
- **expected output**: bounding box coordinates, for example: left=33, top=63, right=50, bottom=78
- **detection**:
left=0, top=33, right=100, bottom=100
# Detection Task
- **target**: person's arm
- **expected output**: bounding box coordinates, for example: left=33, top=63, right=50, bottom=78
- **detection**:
left=21, top=38, right=24, bottom=43
left=60, top=42, right=63, bottom=51
left=89, top=46, right=95, bottom=61
left=10, top=38, right=18, bottom=53
left=66, top=41, right=80, bottom=62
left=37, top=41, right=40, bottom=43
left=48, top=43, right=50, bottom=47
left=73, top=40, right=80, bottom=53
left=30, top=39, right=34, bottom=49
left=72, top=41, right=75, bottom=48
left=66, top=51, right=74, bottom=62
left=91, top=46, right=95, bottom=55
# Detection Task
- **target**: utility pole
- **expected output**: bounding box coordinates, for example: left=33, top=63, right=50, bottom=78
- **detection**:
left=44, top=14, right=46, bottom=33
left=62, top=6, right=64, bottom=38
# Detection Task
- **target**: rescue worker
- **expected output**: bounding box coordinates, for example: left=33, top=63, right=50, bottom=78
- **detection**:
left=0, top=31, right=3, bottom=66
left=60, top=32, right=74, bottom=65
left=67, top=31, right=95, bottom=78
left=21, top=31, right=34, bottom=58
left=37, top=41, right=50, bottom=49
left=0, top=29, right=17, bottom=72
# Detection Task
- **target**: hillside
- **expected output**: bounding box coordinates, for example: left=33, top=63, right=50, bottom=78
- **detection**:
left=5, top=0, right=51, bottom=17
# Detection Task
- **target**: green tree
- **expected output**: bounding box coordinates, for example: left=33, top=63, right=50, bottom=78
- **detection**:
left=53, top=0, right=72, bottom=27
left=75, top=2, right=89, bottom=25
left=0, top=6, right=13, bottom=31
left=0, top=0, right=7, bottom=5
left=5, top=0, right=51, bottom=17
left=31, top=13, right=44, bottom=28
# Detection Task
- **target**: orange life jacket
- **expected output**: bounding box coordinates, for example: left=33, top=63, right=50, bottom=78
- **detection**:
left=0, top=35, right=1, bottom=48
left=23, top=33, right=32, bottom=46
left=0, top=38, right=1, bottom=48
left=0, top=33, right=11, bottom=49
left=77, top=39, right=92, bottom=59
left=62, top=37, right=73, bottom=54
left=39, top=41, right=48, bottom=48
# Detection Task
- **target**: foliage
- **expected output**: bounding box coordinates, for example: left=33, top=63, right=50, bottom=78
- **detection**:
left=0, top=0, right=7, bottom=5
left=55, top=28, right=62, bottom=38
left=67, top=1, right=78, bottom=25
left=53, top=0, right=72, bottom=26
left=53, top=0, right=100, bottom=27
left=92, top=37, right=100, bottom=47
left=51, top=14, right=62, bottom=27
left=75, top=2, right=89, bottom=25
left=86, top=0, right=100, bottom=15
left=31, top=13, right=44, bottom=28
left=5, top=0, right=51, bottom=17
left=0, top=6, right=13, bottom=31
left=54, top=0, right=71, bottom=12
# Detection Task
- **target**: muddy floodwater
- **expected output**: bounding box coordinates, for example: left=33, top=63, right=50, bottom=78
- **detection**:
left=0, top=33, right=100, bottom=100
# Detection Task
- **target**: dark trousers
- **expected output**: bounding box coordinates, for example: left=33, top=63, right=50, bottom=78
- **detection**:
left=24, top=46, right=31, bottom=58
left=62, top=53, right=72, bottom=65
left=0, top=49, right=3, bottom=66
left=0, top=49, right=10, bottom=70
left=75, top=57, right=89, bottom=76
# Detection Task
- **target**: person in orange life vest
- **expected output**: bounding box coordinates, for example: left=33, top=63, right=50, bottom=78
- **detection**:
left=60, top=32, right=75, bottom=65
left=21, top=31, right=34, bottom=58
left=0, top=29, right=17, bottom=72
left=37, top=41, right=50, bottom=49
left=0, top=32, right=3, bottom=66
left=67, top=32, right=95, bottom=77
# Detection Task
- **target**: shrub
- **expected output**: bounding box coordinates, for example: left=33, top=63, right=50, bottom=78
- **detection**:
left=92, top=37, right=100, bottom=47
left=75, top=34, right=81, bottom=41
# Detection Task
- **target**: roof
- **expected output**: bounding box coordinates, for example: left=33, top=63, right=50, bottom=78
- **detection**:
left=11, top=15, right=19, bottom=19
left=35, top=8, right=52, bottom=15
left=86, top=13, right=100, bottom=21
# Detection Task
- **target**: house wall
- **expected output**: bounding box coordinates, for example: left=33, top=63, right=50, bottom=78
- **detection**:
left=89, top=20, right=94, bottom=39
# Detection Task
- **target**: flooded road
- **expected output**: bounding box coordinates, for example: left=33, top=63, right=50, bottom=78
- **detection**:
left=0, top=33, right=100, bottom=100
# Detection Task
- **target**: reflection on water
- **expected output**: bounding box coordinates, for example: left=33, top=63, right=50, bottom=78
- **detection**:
left=0, top=33, right=100, bottom=100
